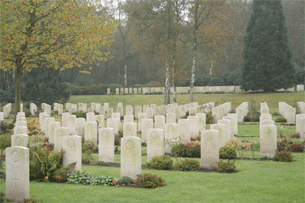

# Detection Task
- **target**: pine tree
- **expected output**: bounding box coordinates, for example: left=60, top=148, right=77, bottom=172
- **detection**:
left=242, top=0, right=295, bottom=92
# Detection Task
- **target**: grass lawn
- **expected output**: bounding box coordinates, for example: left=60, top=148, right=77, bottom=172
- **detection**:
left=0, top=153, right=304, bottom=203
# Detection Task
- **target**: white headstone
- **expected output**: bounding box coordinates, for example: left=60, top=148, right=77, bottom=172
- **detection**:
left=124, top=115, right=134, bottom=123
left=62, top=112, right=70, bottom=127
left=48, top=121, right=61, bottom=143
left=201, top=130, right=219, bottom=169
left=84, top=122, right=98, bottom=145
left=155, top=115, right=165, bottom=130
left=178, top=119, right=191, bottom=143
left=107, top=118, right=119, bottom=134
left=164, top=123, right=178, bottom=154
left=11, top=134, right=28, bottom=147
left=197, top=113, right=206, bottom=132
left=54, top=127, right=69, bottom=152
left=67, top=115, right=77, bottom=135
left=121, top=137, right=141, bottom=180
left=187, top=116, right=199, bottom=138
left=141, top=118, right=153, bottom=143
left=135, top=106, right=142, bottom=119
left=86, top=112, right=96, bottom=122
left=137, top=113, right=147, bottom=132
left=147, top=128, right=165, bottom=162
left=6, top=146, right=30, bottom=202
left=63, top=135, right=82, bottom=171
left=99, top=128, right=115, bottom=163
left=14, top=126, right=27, bottom=135
left=166, top=113, right=176, bottom=124
left=123, top=122, right=137, bottom=137
left=260, top=125, right=277, bottom=158
left=96, top=115, right=105, bottom=128
left=76, top=118, right=85, bottom=137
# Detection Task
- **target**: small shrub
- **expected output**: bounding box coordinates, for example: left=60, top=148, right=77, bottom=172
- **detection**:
left=277, top=140, right=289, bottom=151
left=289, top=142, right=304, bottom=152
left=218, top=159, right=236, bottom=173
left=73, top=111, right=86, bottom=118
left=261, top=156, right=272, bottom=161
left=82, top=140, right=98, bottom=153
left=0, top=121, right=10, bottom=134
left=118, top=176, right=134, bottom=186
left=171, top=142, right=201, bottom=158
left=275, top=116, right=287, bottom=122
left=114, top=134, right=121, bottom=146
left=175, top=159, right=200, bottom=171
left=219, top=146, right=237, bottom=159
left=147, top=155, right=173, bottom=170
left=145, top=81, right=161, bottom=87
left=243, top=115, right=260, bottom=122
left=135, top=173, right=165, bottom=188
left=274, top=151, right=293, bottom=162
left=0, top=134, right=11, bottom=154
left=0, top=192, right=5, bottom=203
left=225, top=138, right=246, bottom=150
left=29, top=147, right=64, bottom=182
left=206, top=112, right=213, bottom=124
left=68, top=171, right=114, bottom=186
left=82, top=150, right=94, bottom=164
left=290, top=133, right=300, bottom=138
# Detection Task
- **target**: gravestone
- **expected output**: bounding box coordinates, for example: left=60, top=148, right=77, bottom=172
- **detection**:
left=96, top=115, right=105, bottom=128
left=137, top=113, right=147, bottom=132
left=54, top=127, right=69, bottom=152
left=14, top=126, right=27, bottom=135
left=126, top=105, right=133, bottom=116
left=95, top=103, right=101, bottom=114
left=84, top=122, right=98, bottom=145
left=44, top=117, right=55, bottom=138
left=112, top=113, right=121, bottom=130
left=260, top=125, right=277, bottom=158
left=147, top=129, right=165, bottom=162
left=117, top=105, right=124, bottom=117
left=99, top=128, right=115, bottom=163
left=166, top=113, right=176, bottom=124
left=210, top=123, right=226, bottom=148
left=123, top=122, right=137, bottom=137
left=99, top=106, right=105, bottom=116
left=197, top=113, right=206, bottom=132
left=296, top=114, right=305, bottom=135
left=62, top=112, right=70, bottom=127
left=11, top=134, right=28, bottom=147
left=141, top=118, right=153, bottom=143
left=15, top=121, right=27, bottom=127
left=135, top=106, right=142, bottom=119
left=6, top=146, right=30, bottom=202
left=227, top=113, right=238, bottom=136
left=201, top=130, right=219, bottom=169
left=124, top=115, right=134, bottom=123
left=178, top=119, right=191, bottom=144
left=63, top=135, right=82, bottom=171
left=104, top=102, right=109, bottom=112
left=164, top=123, right=178, bottom=154
left=300, top=117, right=305, bottom=141
left=30, top=103, right=37, bottom=116
left=76, top=118, right=85, bottom=137
left=67, top=115, right=77, bottom=135
left=121, top=137, right=141, bottom=180
left=155, top=115, right=165, bottom=130
left=57, top=104, right=63, bottom=115
left=107, top=107, right=113, bottom=119
left=0, top=112, right=4, bottom=121
left=188, top=116, right=199, bottom=138
left=217, top=119, right=232, bottom=141
left=107, top=118, right=119, bottom=134
left=48, top=121, right=61, bottom=143
left=86, top=112, right=96, bottom=122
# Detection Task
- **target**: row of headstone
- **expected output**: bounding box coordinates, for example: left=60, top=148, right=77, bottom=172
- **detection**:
left=12, top=112, right=29, bottom=148
left=278, top=102, right=296, bottom=124
left=259, top=107, right=277, bottom=158
left=296, top=84, right=304, bottom=92
left=236, top=102, right=249, bottom=122
left=112, top=86, right=244, bottom=95
left=212, top=102, right=232, bottom=122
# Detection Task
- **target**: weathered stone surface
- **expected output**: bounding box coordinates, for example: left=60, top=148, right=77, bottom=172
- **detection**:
left=147, top=129, right=165, bottom=162
left=11, top=134, right=28, bottom=147
left=141, top=118, right=153, bottom=143
left=99, top=128, right=115, bottom=163
left=260, top=125, right=277, bottom=158
left=121, top=137, right=141, bottom=180
left=155, top=115, right=165, bottom=130
left=63, top=135, right=82, bottom=171
left=84, top=122, right=98, bottom=145
left=123, top=122, right=137, bottom=137
left=54, top=127, right=69, bottom=152
left=178, top=119, right=191, bottom=144
left=201, top=130, right=219, bottom=169
left=48, top=121, right=61, bottom=143
left=6, top=146, right=30, bottom=202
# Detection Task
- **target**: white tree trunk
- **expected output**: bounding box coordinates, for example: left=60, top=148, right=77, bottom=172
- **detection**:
left=172, top=58, right=176, bottom=103
left=164, top=60, right=170, bottom=105
left=124, top=64, right=127, bottom=94
left=189, top=41, right=197, bottom=103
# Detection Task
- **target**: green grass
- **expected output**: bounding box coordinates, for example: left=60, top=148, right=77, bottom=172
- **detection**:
left=1, top=153, right=304, bottom=202
left=68, top=92, right=304, bottom=113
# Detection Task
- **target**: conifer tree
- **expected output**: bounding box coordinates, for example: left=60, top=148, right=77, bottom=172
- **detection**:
left=242, top=0, right=295, bottom=92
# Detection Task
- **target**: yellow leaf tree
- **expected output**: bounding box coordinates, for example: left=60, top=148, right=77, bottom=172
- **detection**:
left=0, top=0, right=116, bottom=115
